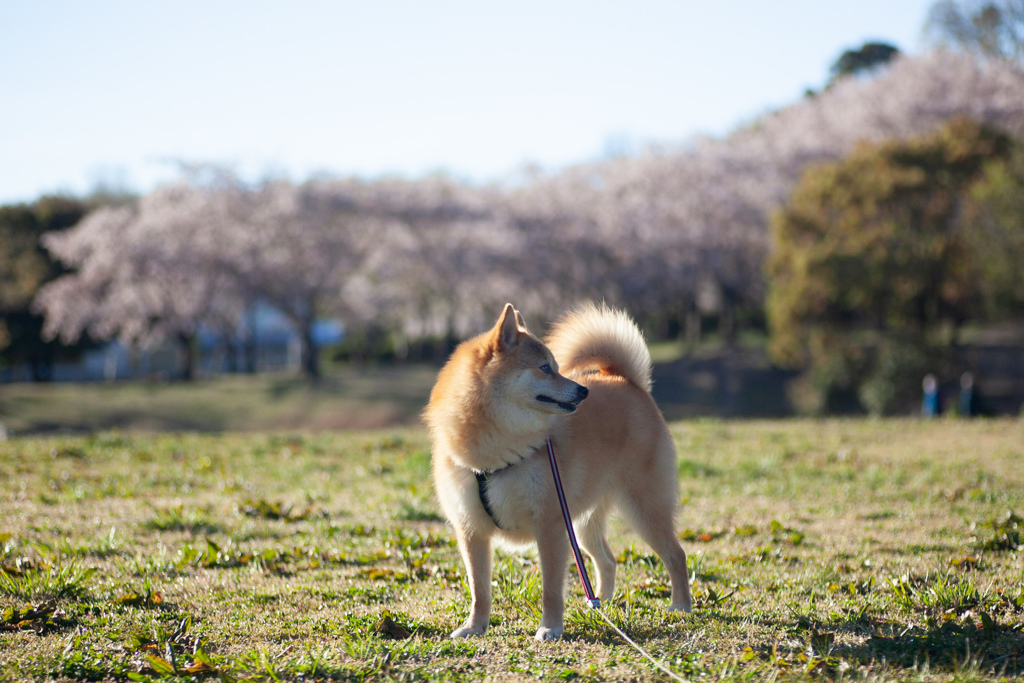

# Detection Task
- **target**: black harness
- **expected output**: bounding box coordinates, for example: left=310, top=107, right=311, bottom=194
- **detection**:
left=474, top=469, right=504, bottom=527
left=472, top=455, right=529, bottom=530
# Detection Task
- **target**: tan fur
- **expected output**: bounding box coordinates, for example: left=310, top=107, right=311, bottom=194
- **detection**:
left=545, top=302, right=653, bottom=392
left=424, top=303, right=692, bottom=641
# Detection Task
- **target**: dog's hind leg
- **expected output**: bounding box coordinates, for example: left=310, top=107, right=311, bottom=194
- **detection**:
left=621, top=498, right=692, bottom=613
left=577, top=509, right=616, bottom=602
left=451, top=530, right=493, bottom=638
left=617, top=452, right=693, bottom=613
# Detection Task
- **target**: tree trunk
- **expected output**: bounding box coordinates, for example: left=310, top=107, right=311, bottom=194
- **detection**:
left=298, top=295, right=320, bottom=380
left=720, top=289, right=739, bottom=347
left=179, top=332, right=198, bottom=381
left=684, top=306, right=701, bottom=354
left=444, top=314, right=459, bottom=356
left=720, top=306, right=737, bottom=347
left=224, top=337, right=238, bottom=374
left=29, top=348, right=55, bottom=382
left=301, top=321, right=319, bottom=380
left=244, top=334, right=258, bottom=373
left=244, top=307, right=259, bottom=374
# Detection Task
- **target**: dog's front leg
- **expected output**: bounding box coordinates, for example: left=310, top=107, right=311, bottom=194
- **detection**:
left=534, top=524, right=570, bottom=640
left=451, top=530, right=492, bottom=638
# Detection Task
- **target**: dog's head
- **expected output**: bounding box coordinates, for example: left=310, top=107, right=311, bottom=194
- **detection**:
left=484, top=303, right=589, bottom=416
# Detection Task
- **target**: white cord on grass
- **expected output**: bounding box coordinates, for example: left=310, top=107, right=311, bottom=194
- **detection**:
left=594, top=607, right=689, bottom=683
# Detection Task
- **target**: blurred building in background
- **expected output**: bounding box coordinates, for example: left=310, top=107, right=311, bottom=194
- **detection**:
left=0, top=304, right=343, bottom=383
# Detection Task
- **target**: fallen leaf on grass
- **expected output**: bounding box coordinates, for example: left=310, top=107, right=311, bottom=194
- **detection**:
left=179, top=660, right=216, bottom=675
left=0, top=556, right=39, bottom=576
left=770, top=519, right=806, bottom=546
left=950, top=556, right=979, bottom=571
left=680, top=528, right=726, bottom=542
left=238, top=498, right=324, bottom=522
left=360, top=567, right=397, bottom=580
left=374, top=612, right=412, bottom=639
left=695, top=586, right=735, bottom=608
left=111, top=591, right=164, bottom=607
left=0, top=599, right=66, bottom=634
left=146, top=655, right=175, bottom=675
left=141, top=653, right=216, bottom=677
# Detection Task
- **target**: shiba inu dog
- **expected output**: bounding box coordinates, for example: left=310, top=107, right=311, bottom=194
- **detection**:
left=424, top=302, right=692, bottom=641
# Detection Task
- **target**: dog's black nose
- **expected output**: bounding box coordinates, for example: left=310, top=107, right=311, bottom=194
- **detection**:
left=575, top=384, right=589, bottom=400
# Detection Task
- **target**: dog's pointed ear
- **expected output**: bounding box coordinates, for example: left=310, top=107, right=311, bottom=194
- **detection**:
left=494, top=303, right=521, bottom=351
left=514, top=309, right=529, bottom=333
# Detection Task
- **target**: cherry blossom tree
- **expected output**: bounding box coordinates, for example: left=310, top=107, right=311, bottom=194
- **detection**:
left=515, top=51, right=1024, bottom=341
left=213, top=179, right=375, bottom=378
left=34, top=52, right=1024, bottom=375
left=35, top=183, right=247, bottom=380
left=339, top=177, right=519, bottom=355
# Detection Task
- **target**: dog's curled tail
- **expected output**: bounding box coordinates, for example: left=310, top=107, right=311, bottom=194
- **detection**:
left=545, top=302, right=652, bottom=392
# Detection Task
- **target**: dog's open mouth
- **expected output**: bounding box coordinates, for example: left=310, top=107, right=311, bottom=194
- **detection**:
left=536, top=395, right=580, bottom=413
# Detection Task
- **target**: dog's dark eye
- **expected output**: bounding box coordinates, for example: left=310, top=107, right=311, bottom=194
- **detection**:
left=540, top=364, right=552, bottom=375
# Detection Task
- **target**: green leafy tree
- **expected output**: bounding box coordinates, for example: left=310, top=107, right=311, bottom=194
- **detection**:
left=0, top=196, right=93, bottom=380
left=828, top=42, right=901, bottom=85
left=962, top=144, right=1024, bottom=316
left=767, top=118, right=1013, bottom=414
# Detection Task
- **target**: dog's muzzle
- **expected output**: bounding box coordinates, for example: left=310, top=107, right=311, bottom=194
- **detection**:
left=536, top=383, right=589, bottom=413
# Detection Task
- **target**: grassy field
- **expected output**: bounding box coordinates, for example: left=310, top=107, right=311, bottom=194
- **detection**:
left=1, top=419, right=1023, bottom=681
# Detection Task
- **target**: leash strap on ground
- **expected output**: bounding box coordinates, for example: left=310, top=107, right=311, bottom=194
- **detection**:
left=545, top=438, right=688, bottom=683
left=593, top=607, right=689, bottom=683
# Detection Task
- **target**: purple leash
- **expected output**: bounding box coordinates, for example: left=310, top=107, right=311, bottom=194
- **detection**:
left=544, top=438, right=689, bottom=682
left=545, top=438, right=601, bottom=610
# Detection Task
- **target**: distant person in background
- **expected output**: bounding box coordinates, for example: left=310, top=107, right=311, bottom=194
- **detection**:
left=958, top=372, right=976, bottom=417
left=922, top=374, right=940, bottom=417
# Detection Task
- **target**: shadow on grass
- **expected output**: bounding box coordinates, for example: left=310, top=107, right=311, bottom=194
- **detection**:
left=837, top=621, right=1024, bottom=675
left=13, top=411, right=229, bottom=435
left=565, top=608, right=781, bottom=646
left=2, top=365, right=439, bottom=434
left=762, top=608, right=1024, bottom=676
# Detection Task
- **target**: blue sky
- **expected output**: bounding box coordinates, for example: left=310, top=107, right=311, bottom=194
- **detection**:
left=1, top=1, right=936, bottom=203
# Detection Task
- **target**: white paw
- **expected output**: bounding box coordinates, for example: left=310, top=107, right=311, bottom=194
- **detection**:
left=450, top=624, right=486, bottom=638
left=534, top=626, right=563, bottom=641
left=667, top=602, right=692, bottom=614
